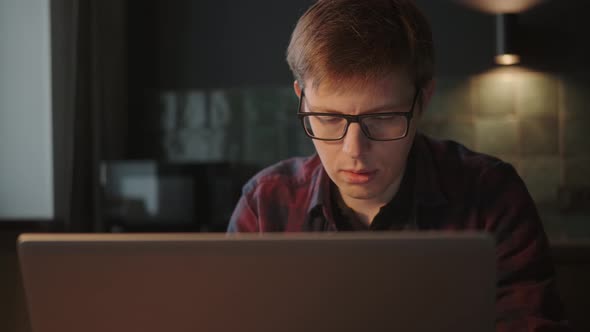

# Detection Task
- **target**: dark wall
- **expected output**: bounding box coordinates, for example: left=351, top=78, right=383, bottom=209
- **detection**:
left=417, top=0, right=590, bottom=76
left=128, top=0, right=315, bottom=90
left=519, top=0, right=590, bottom=75
left=128, top=0, right=497, bottom=91
left=128, top=0, right=590, bottom=90
left=416, top=0, right=495, bottom=75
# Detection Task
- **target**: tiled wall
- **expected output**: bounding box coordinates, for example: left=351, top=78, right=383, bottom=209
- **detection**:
left=142, top=68, right=589, bottom=238
left=421, top=68, right=590, bottom=238
left=423, top=67, right=564, bottom=203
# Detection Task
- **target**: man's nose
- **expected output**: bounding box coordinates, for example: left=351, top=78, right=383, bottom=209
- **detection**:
left=341, top=122, right=370, bottom=158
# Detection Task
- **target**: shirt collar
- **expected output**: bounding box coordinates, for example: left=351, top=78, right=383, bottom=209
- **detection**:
left=413, top=133, right=448, bottom=207
left=307, top=159, right=334, bottom=220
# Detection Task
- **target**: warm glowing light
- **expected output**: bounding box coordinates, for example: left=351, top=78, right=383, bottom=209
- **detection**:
left=454, top=0, right=545, bottom=13
left=472, top=67, right=560, bottom=121
left=495, top=54, right=521, bottom=66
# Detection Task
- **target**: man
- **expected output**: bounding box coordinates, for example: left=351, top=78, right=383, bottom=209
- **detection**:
left=228, top=0, right=569, bottom=330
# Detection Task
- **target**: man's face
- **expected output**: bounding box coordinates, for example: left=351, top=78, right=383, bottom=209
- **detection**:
left=295, top=73, right=432, bottom=205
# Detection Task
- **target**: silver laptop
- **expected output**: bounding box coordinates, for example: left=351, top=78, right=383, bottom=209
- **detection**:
left=18, top=232, right=496, bottom=332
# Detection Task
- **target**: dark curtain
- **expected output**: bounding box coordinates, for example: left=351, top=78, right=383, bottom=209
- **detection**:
left=51, top=0, right=128, bottom=232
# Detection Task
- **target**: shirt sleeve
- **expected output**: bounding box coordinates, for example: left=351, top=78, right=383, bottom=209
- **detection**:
left=227, top=192, right=260, bottom=233
left=479, top=162, right=571, bottom=332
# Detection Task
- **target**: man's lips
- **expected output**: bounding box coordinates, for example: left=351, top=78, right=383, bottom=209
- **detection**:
left=339, top=169, right=378, bottom=184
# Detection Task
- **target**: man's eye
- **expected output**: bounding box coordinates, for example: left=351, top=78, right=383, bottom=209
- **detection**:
left=375, top=115, right=395, bottom=120
left=317, top=116, right=342, bottom=124
left=372, top=115, right=396, bottom=120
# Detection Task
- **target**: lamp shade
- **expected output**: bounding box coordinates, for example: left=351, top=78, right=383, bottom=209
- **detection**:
left=495, top=13, right=520, bottom=65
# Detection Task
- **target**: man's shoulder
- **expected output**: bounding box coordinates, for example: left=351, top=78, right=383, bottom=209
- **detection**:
left=241, top=154, right=322, bottom=195
left=420, top=134, right=510, bottom=176
left=417, top=133, right=522, bottom=202
left=416, top=134, right=531, bottom=231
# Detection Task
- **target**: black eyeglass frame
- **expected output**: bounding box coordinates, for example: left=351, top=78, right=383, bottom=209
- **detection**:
left=296, top=87, right=421, bottom=141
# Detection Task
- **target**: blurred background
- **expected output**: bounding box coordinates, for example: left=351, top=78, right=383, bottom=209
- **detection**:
left=1, top=0, right=589, bottom=331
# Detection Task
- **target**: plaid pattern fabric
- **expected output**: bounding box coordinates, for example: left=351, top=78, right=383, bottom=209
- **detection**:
left=228, top=133, right=570, bottom=331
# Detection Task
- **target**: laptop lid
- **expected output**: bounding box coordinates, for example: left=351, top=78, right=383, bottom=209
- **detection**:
left=18, top=232, right=495, bottom=332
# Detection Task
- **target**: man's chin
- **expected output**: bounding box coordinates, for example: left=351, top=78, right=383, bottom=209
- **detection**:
left=337, top=185, right=380, bottom=201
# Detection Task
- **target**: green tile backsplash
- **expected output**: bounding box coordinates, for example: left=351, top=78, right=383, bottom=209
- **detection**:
left=473, top=71, right=516, bottom=117
left=475, top=117, right=520, bottom=156
left=520, top=116, right=559, bottom=156
left=515, top=71, right=559, bottom=117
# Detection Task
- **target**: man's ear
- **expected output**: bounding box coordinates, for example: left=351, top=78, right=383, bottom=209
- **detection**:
left=293, top=80, right=302, bottom=98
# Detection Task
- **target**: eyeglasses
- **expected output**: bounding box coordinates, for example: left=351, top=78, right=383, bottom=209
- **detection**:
left=297, top=88, right=421, bottom=141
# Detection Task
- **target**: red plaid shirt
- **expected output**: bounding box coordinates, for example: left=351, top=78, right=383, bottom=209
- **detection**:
left=228, top=133, right=569, bottom=331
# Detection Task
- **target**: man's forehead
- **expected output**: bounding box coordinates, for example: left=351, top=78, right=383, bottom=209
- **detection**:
left=304, top=71, right=414, bottom=97
left=304, top=74, right=415, bottom=100
left=302, top=78, right=417, bottom=115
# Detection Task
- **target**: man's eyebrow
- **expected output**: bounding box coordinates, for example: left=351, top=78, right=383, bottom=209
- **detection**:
left=305, top=101, right=411, bottom=114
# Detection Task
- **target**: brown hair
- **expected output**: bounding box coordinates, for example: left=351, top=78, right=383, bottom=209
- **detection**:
left=286, top=0, right=434, bottom=91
